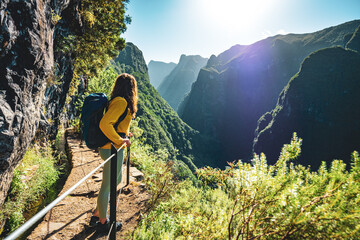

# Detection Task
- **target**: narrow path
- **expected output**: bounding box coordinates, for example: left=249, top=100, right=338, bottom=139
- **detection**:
left=27, top=129, right=150, bottom=239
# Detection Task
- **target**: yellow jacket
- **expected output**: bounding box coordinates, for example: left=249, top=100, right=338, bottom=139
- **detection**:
left=99, top=97, right=132, bottom=149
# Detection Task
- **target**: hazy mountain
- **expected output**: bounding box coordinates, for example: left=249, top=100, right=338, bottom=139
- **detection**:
left=178, top=20, right=360, bottom=167
left=253, top=30, right=360, bottom=169
left=148, top=60, right=177, bottom=88
left=158, top=55, right=208, bottom=111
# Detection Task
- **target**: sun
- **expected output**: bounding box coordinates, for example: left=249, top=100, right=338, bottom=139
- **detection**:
left=197, top=0, right=275, bottom=30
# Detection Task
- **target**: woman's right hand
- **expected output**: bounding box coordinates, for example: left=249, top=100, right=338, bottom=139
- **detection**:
left=123, top=139, right=131, bottom=147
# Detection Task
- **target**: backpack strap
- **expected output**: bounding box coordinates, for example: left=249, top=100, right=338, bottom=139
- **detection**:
left=113, top=104, right=129, bottom=133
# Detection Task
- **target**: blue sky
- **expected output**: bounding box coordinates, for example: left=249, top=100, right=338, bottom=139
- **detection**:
left=123, top=0, right=360, bottom=64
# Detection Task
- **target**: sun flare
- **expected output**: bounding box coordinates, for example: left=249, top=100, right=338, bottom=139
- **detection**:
left=198, top=0, right=275, bottom=30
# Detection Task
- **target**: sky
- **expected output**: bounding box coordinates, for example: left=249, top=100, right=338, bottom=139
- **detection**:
left=122, top=0, right=360, bottom=64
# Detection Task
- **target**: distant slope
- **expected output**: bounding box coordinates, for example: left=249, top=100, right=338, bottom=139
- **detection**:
left=112, top=43, right=209, bottom=172
left=158, top=55, right=208, bottom=111
left=179, top=20, right=360, bottom=167
left=148, top=60, right=176, bottom=89
left=253, top=41, right=360, bottom=169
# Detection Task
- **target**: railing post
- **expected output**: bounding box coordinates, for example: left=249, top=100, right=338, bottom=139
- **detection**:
left=126, top=146, right=130, bottom=186
left=110, top=144, right=117, bottom=240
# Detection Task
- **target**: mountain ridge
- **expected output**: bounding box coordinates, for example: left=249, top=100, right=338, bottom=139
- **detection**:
left=253, top=43, right=360, bottom=169
left=179, top=19, right=360, bottom=167
left=158, top=54, right=208, bottom=112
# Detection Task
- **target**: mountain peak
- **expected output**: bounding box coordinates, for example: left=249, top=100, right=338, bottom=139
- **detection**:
left=158, top=55, right=208, bottom=112
left=114, top=42, right=148, bottom=74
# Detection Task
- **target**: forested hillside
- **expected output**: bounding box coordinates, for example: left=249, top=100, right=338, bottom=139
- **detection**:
left=254, top=27, right=360, bottom=170
left=179, top=20, right=360, bottom=167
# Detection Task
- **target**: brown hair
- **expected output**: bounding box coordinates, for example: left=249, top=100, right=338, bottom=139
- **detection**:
left=110, top=73, right=138, bottom=118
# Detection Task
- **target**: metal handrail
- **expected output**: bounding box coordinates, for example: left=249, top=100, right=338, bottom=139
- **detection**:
left=4, top=143, right=126, bottom=240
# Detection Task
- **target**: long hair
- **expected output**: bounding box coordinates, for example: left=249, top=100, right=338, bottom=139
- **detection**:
left=110, top=73, right=138, bottom=118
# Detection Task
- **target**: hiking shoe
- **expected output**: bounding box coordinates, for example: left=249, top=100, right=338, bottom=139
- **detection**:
left=89, top=215, right=99, bottom=227
left=96, top=219, right=122, bottom=233
left=90, top=215, right=110, bottom=227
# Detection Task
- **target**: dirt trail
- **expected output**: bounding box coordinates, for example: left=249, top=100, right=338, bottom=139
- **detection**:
left=27, top=129, right=150, bottom=240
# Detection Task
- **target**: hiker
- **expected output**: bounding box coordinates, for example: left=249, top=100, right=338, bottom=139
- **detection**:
left=91, top=73, right=138, bottom=231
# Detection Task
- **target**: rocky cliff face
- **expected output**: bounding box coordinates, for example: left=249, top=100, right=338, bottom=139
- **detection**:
left=179, top=20, right=360, bottom=167
left=253, top=44, right=360, bottom=169
left=148, top=60, right=176, bottom=89
left=158, top=55, right=208, bottom=111
left=0, top=0, right=79, bottom=206
left=1, top=0, right=55, bottom=206
left=42, top=0, right=83, bottom=139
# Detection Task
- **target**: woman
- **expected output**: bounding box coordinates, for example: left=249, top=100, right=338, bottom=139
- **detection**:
left=91, top=73, right=138, bottom=231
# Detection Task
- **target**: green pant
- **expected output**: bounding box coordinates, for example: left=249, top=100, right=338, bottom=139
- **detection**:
left=97, top=148, right=124, bottom=218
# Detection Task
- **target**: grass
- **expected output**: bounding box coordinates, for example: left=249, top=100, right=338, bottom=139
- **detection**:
left=0, top=139, right=64, bottom=235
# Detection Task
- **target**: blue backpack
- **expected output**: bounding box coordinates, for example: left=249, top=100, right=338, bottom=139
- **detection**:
left=81, top=93, right=128, bottom=149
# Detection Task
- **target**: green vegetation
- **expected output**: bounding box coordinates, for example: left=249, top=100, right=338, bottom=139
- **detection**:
left=74, top=0, right=130, bottom=77
left=0, top=144, right=62, bottom=234
left=55, top=0, right=130, bottom=96
left=87, top=66, right=118, bottom=96
left=130, top=119, right=198, bottom=186
left=133, top=133, right=360, bottom=239
left=71, top=66, right=119, bottom=133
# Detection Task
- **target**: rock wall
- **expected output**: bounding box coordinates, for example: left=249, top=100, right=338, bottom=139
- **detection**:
left=0, top=0, right=71, bottom=206
left=42, top=0, right=82, bottom=139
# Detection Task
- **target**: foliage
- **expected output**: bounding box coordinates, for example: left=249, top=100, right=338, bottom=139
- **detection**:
left=71, top=66, right=118, bottom=134
left=133, top=133, right=360, bottom=239
left=87, top=66, right=118, bottom=96
left=130, top=119, right=198, bottom=189
left=51, top=8, right=62, bottom=25
left=56, top=0, right=130, bottom=97
left=74, top=0, right=130, bottom=78
left=0, top=145, right=62, bottom=233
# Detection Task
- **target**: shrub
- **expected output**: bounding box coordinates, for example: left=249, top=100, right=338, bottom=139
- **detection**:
left=133, top=133, right=360, bottom=239
left=0, top=145, right=61, bottom=234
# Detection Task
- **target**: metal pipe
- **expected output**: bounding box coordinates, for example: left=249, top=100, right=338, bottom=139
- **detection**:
left=5, top=143, right=126, bottom=240
left=109, top=143, right=117, bottom=240
left=126, top=146, right=130, bottom=186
